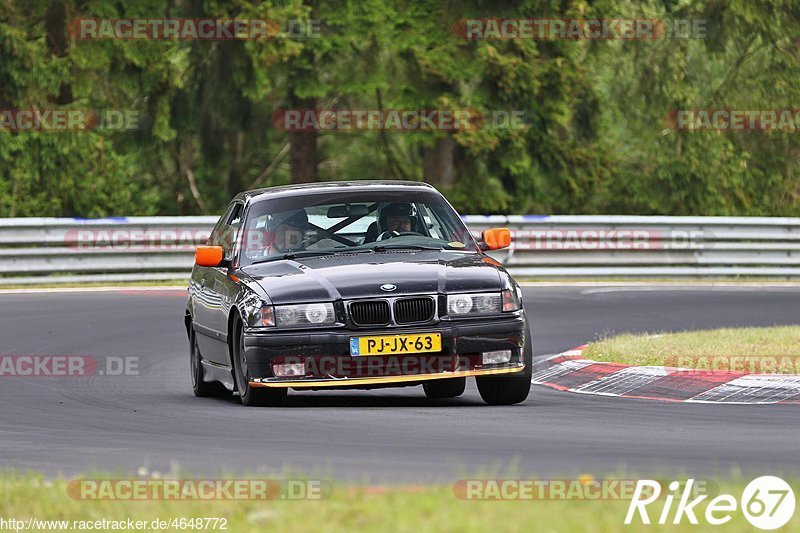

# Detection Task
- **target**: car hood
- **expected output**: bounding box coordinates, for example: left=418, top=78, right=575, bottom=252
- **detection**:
left=240, top=251, right=503, bottom=303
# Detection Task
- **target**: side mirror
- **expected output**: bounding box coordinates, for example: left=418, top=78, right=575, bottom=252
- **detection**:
left=195, top=246, right=224, bottom=267
left=481, top=228, right=511, bottom=250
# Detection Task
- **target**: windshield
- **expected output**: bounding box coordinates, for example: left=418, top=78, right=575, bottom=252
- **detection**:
left=237, top=189, right=478, bottom=266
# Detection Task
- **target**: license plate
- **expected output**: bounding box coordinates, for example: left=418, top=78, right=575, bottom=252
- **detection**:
left=350, top=333, right=442, bottom=356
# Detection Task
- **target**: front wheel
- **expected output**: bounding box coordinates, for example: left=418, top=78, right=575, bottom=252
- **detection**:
left=476, top=330, right=533, bottom=406
left=232, top=320, right=287, bottom=407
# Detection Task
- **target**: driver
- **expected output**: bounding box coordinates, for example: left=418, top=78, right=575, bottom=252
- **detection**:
left=380, top=203, right=417, bottom=234
left=271, top=209, right=308, bottom=253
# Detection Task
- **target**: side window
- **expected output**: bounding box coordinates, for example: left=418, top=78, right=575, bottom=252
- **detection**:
left=209, top=202, right=244, bottom=259
left=418, top=204, right=444, bottom=239
left=208, top=204, right=235, bottom=246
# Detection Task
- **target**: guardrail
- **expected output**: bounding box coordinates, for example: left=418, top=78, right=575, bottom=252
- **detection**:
left=0, top=215, right=799, bottom=284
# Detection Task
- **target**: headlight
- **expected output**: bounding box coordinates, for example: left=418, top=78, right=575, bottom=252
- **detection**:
left=447, top=292, right=502, bottom=316
left=275, top=302, right=335, bottom=327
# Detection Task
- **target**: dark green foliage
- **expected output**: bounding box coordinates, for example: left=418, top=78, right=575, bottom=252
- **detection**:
left=1, top=0, right=798, bottom=216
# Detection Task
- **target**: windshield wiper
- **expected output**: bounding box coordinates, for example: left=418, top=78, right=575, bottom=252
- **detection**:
left=248, top=250, right=338, bottom=265
left=249, top=245, right=440, bottom=265
left=372, top=244, right=442, bottom=252
left=281, top=250, right=341, bottom=260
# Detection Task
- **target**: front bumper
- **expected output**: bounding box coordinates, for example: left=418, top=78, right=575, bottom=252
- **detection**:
left=249, top=365, right=525, bottom=388
left=243, top=315, right=528, bottom=389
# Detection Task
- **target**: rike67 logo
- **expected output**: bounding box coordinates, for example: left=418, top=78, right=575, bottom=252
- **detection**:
left=626, top=476, right=796, bottom=530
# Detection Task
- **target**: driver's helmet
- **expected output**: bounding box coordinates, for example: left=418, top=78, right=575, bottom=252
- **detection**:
left=271, top=209, right=308, bottom=231
left=267, top=209, right=308, bottom=252
left=379, top=203, right=417, bottom=231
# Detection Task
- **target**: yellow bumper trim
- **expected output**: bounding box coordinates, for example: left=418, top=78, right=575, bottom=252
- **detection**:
left=249, top=365, right=526, bottom=389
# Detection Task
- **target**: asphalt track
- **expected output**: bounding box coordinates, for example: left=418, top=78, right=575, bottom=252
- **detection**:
left=1, top=285, right=799, bottom=482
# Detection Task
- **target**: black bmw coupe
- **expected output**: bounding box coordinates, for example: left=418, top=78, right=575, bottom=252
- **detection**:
left=185, top=181, right=532, bottom=406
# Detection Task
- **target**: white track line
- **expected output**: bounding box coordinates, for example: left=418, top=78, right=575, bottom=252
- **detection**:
left=0, top=286, right=186, bottom=295
left=521, top=281, right=800, bottom=288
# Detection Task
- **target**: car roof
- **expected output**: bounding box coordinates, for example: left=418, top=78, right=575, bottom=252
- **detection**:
left=233, top=180, right=437, bottom=204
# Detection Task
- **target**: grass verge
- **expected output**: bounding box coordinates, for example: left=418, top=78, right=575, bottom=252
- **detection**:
left=582, top=326, right=800, bottom=371
left=1, top=474, right=799, bottom=532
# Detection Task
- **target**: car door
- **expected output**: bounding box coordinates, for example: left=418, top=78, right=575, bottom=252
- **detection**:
left=193, top=201, right=244, bottom=365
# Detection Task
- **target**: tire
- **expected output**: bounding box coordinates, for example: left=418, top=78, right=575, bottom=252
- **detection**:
left=231, top=319, right=287, bottom=407
left=423, top=377, right=466, bottom=399
left=476, top=329, right=533, bottom=406
left=190, top=327, right=231, bottom=398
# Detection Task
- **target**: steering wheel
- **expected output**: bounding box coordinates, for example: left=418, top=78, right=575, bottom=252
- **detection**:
left=377, top=230, right=422, bottom=241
